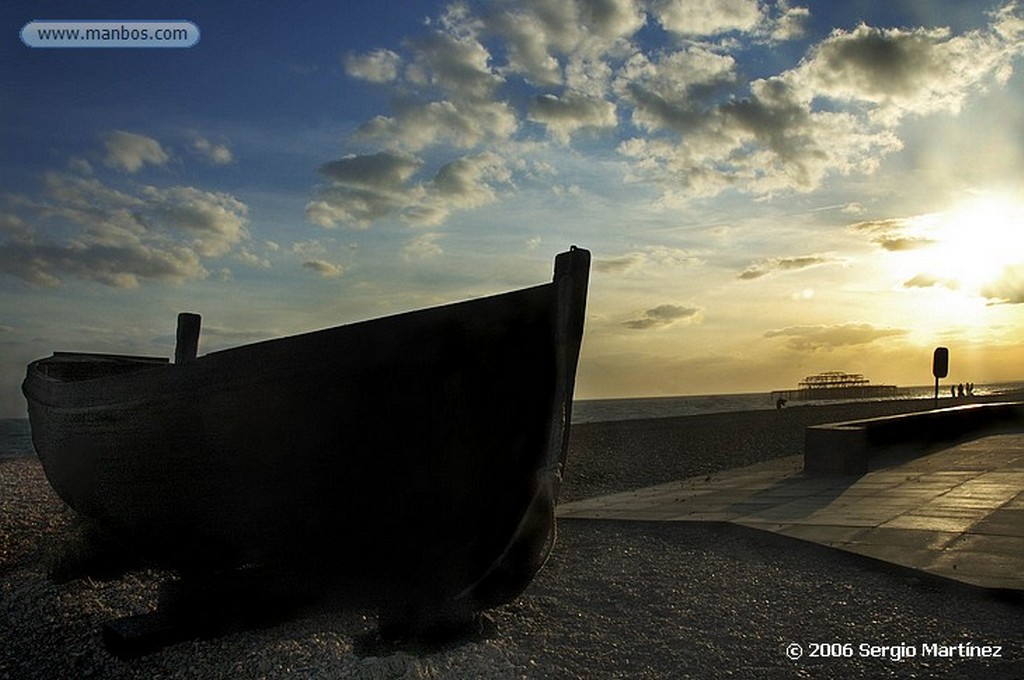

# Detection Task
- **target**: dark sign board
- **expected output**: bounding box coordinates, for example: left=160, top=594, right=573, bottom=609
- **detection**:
left=933, top=347, right=949, bottom=379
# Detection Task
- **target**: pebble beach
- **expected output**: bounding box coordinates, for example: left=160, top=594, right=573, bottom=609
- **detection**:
left=2, top=397, right=1022, bottom=678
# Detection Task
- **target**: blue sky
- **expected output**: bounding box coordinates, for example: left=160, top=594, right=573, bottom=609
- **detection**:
left=3, top=0, right=1024, bottom=416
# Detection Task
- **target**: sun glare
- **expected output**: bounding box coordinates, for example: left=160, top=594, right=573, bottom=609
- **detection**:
left=897, top=195, right=1024, bottom=295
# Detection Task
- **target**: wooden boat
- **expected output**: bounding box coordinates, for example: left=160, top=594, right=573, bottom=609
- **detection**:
left=23, top=247, right=590, bottom=622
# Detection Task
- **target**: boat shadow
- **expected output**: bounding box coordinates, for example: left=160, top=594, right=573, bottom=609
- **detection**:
left=45, top=517, right=150, bottom=584
left=720, top=441, right=968, bottom=524
left=720, top=472, right=859, bottom=524
left=107, top=564, right=502, bottom=659
left=46, top=525, right=503, bottom=659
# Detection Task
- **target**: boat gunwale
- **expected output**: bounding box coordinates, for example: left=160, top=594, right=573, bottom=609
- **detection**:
left=24, top=282, right=554, bottom=407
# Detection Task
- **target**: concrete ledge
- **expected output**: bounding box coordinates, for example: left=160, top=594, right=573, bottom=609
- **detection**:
left=804, top=402, right=1024, bottom=474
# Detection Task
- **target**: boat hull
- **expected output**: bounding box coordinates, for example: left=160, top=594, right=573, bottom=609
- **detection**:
left=24, top=248, right=589, bottom=612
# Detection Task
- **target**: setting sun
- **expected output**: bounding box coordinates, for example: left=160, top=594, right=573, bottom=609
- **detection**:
left=883, top=195, right=1024, bottom=300
left=929, top=195, right=1024, bottom=293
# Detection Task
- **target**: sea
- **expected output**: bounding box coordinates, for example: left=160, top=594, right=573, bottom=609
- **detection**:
left=571, top=381, right=1024, bottom=423
left=0, top=417, right=35, bottom=459
left=3, top=380, right=1023, bottom=460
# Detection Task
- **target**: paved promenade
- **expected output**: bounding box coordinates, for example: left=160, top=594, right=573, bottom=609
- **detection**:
left=557, top=433, right=1024, bottom=592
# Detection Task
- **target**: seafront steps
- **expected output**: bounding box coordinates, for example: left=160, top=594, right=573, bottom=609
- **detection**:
left=804, top=401, right=1024, bottom=474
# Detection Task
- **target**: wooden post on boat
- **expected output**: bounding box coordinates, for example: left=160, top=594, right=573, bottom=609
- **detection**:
left=175, top=313, right=201, bottom=364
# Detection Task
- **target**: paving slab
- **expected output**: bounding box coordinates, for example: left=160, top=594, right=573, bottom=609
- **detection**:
left=557, top=433, right=1024, bottom=592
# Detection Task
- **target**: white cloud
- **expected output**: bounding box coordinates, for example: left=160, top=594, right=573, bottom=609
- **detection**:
left=318, top=151, right=423, bottom=187
left=344, top=48, right=402, bottom=83
left=356, top=100, right=519, bottom=152
left=582, top=0, right=648, bottom=42
left=236, top=247, right=271, bottom=268
left=36, top=172, right=149, bottom=245
left=594, top=252, right=646, bottom=274
left=528, top=92, right=617, bottom=142
left=0, top=213, right=29, bottom=239
left=0, top=170, right=249, bottom=288
left=614, top=46, right=737, bottom=133
left=191, top=136, right=234, bottom=165
left=764, top=323, right=908, bottom=351
left=624, top=303, right=701, bottom=329
left=652, top=0, right=808, bottom=42
left=102, top=130, right=169, bottom=173
left=302, top=259, right=345, bottom=278
left=738, top=255, right=841, bottom=280
left=595, top=246, right=702, bottom=274
left=552, top=183, right=582, bottom=197
left=306, top=150, right=516, bottom=228
left=981, top=263, right=1024, bottom=303
left=430, top=151, right=511, bottom=208
left=850, top=218, right=937, bottom=251
left=564, top=55, right=616, bottom=98
left=794, top=22, right=1020, bottom=120
left=0, top=239, right=204, bottom=288
left=904, top=273, right=959, bottom=290
left=406, top=19, right=503, bottom=100
left=490, top=7, right=565, bottom=86
left=306, top=152, right=425, bottom=228
left=493, top=0, right=645, bottom=84
left=771, top=1, right=810, bottom=41
left=403, top=232, right=444, bottom=260
left=141, top=185, right=248, bottom=257
left=651, top=0, right=763, bottom=37
left=290, top=239, right=327, bottom=255
left=67, top=157, right=93, bottom=175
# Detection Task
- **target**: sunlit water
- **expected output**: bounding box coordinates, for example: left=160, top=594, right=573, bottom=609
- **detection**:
left=571, top=381, right=1024, bottom=423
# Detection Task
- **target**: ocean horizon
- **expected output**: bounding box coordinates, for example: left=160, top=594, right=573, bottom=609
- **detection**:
left=4, top=379, right=1023, bottom=459
left=569, top=380, right=1024, bottom=423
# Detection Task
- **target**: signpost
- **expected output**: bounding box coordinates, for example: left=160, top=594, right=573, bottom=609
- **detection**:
left=932, top=347, right=949, bottom=406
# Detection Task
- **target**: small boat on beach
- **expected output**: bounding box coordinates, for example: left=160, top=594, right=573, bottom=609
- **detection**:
left=23, top=247, right=590, bottom=624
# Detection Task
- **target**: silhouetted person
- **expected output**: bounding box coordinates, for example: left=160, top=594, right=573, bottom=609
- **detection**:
left=951, top=386, right=957, bottom=398
left=776, top=397, right=787, bottom=410
left=958, top=383, right=965, bottom=398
